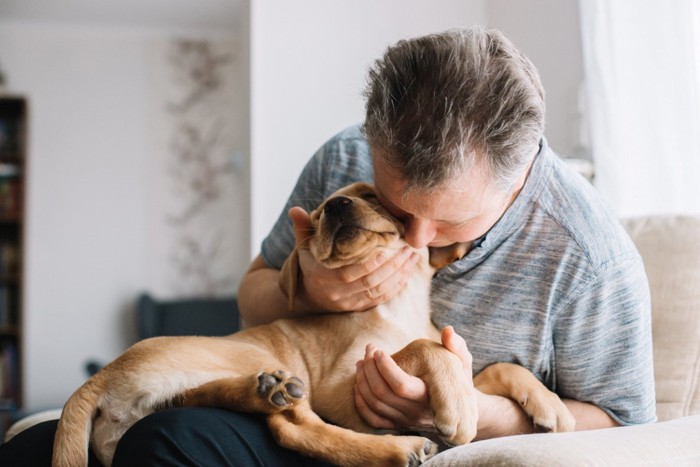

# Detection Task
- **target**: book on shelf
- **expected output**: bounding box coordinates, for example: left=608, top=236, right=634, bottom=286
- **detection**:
left=0, top=115, right=23, bottom=159
left=0, top=163, right=20, bottom=177
left=0, top=341, right=18, bottom=401
left=0, top=176, right=21, bottom=218
left=0, top=243, right=19, bottom=277
left=0, top=285, right=16, bottom=328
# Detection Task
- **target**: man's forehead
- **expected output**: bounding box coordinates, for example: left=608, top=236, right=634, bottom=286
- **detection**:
left=374, top=175, right=486, bottom=222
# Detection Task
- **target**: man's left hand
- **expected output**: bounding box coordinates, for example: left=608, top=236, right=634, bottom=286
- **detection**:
left=354, top=326, right=473, bottom=430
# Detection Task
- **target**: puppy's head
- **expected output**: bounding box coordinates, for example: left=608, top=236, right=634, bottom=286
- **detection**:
left=308, top=182, right=404, bottom=268
left=279, top=182, right=409, bottom=310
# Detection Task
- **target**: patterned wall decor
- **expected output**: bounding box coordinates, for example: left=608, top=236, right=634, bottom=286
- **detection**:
left=150, top=37, right=246, bottom=297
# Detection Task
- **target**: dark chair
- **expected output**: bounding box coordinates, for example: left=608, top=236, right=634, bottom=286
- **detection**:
left=85, top=293, right=240, bottom=377
left=137, top=293, right=240, bottom=339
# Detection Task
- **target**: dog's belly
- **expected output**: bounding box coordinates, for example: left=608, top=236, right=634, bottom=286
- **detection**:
left=282, top=313, right=430, bottom=433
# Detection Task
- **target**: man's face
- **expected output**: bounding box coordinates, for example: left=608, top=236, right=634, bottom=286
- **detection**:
left=372, top=153, right=520, bottom=249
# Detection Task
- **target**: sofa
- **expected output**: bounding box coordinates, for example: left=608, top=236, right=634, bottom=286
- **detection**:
left=7, top=215, right=700, bottom=465
left=425, top=214, right=700, bottom=465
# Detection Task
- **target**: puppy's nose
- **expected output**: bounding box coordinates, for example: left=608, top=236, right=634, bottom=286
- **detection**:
left=324, top=196, right=353, bottom=216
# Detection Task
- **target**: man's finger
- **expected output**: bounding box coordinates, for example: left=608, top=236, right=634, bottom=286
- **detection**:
left=373, top=350, right=427, bottom=401
left=353, top=383, right=396, bottom=430
left=341, top=246, right=414, bottom=292
left=441, top=326, right=472, bottom=372
left=355, top=360, right=401, bottom=426
left=289, top=206, right=313, bottom=249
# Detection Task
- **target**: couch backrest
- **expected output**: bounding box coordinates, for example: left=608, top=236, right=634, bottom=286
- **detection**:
left=622, top=215, right=700, bottom=421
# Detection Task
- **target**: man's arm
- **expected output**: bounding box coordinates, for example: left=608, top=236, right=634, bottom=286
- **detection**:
left=354, top=327, right=619, bottom=439
left=473, top=393, right=618, bottom=440
left=238, top=255, right=291, bottom=328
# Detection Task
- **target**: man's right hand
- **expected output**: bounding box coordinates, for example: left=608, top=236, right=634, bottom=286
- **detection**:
left=289, top=206, right=420, bottom=313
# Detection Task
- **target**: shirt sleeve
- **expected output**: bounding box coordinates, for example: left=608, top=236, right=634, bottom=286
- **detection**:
left=259, top=125, right=373, bottom=270
left=260, top=144, right=329, bottom=270
left=553, top=250, right=657, bottom=425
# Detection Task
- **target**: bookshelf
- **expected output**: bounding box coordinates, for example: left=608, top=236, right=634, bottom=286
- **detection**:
left=0, top=95, right=26, bottom=425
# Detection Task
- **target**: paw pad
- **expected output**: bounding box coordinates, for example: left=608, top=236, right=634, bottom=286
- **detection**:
left=256, top=370, right=306, bottom=408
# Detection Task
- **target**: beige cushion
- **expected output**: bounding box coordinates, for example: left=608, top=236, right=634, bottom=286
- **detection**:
left=424, top=414, right=700, bottom=466
left=622, top=215, right=700, bottom=421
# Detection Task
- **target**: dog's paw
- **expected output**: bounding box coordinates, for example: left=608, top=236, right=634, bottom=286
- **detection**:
left=256, top=370, right=307, bottom=410
left=521, top=389, right=575, bottom=433
left=432, top=386, right=478, bottom=446
left=398, top=437, right=438, bottom=467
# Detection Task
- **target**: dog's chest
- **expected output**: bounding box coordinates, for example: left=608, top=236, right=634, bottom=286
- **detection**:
left=375, top=287, right=438, bottom=342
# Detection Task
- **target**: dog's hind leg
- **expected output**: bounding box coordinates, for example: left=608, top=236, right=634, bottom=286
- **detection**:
left=267, top=402, right=437, bottom=467
left=172, top=370, right=308, bottom=414
left=474, top=362, right=575, bottom=433
left=391, top=339, right=479, bottom=446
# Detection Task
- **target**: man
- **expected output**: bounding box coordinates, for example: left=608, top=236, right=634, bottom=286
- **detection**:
left=239, top=26, right=655, bottom=439
left=0, top=27, right=654, bottom=466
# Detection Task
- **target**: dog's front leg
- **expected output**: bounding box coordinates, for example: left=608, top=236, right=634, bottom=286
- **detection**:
left=172, top=370, right=308, bottom=414
left=474, top=362, right=575, bottom=432
left=391, top=339, right=479, bottom=446
left=268, top=402, right=437, bottom=467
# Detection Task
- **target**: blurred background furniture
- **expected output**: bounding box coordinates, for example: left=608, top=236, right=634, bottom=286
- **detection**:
left=137, top=293, right=239, bottom=339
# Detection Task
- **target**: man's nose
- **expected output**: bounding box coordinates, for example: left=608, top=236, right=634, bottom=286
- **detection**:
left=403, top=217, right=436, bottom=249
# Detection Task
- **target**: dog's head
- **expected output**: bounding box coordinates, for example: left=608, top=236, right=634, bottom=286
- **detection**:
left=279, top=182, right=414, bottom=311
left=308, top=182, right=404, bottom=268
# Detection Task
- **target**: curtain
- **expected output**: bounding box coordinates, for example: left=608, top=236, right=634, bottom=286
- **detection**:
left=579, top=0, right=700, bottom=217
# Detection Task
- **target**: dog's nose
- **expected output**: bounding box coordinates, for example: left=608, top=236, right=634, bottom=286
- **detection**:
left=324, top=196, right=353, bottom=216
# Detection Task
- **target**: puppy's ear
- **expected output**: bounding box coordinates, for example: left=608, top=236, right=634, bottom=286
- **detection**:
left=429, top=242, right=472, bottom=269
left=279, top=248, right=301, bottom=312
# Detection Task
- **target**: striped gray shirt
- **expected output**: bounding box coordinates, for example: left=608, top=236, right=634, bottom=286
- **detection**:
left=261, top=125, right=656, bottom=426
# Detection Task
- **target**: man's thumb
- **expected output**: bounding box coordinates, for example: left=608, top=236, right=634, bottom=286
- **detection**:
left=289, top=206, right=312, bottom=249
left=442, top=326, right=472, bottom=372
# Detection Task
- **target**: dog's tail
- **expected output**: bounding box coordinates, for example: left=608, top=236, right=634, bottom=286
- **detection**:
left=52, top=376, right=105, bottom=467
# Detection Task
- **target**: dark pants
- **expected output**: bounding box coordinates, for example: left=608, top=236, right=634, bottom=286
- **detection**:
left=0, top=408, right=333, bottom=466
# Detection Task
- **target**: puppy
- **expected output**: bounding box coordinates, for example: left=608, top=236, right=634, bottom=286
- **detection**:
left=53, top=182, right=574, bottom=467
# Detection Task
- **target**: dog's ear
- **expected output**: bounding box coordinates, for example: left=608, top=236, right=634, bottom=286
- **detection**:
left=279, top=248, right=301, bottom=312
left=429, top=242, right=472, bottom=269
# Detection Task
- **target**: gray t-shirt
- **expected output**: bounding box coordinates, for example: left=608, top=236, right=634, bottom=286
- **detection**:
left=261, top=125, right=656, bottom=426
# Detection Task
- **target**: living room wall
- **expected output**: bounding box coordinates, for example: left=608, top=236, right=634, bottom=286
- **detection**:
left=0, top=21, right=249, bottom=410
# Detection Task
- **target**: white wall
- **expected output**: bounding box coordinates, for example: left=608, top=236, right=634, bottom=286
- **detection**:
left=249, top=0, right=487, bottom=255
left=485, top=0, right=586, bottom=159
left=0, top=21, right=247, bottom=410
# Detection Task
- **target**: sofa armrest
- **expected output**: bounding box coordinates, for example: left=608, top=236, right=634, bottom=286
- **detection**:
left=424, top=415, right=700, bottom=466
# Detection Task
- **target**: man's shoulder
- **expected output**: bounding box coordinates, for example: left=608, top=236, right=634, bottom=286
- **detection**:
left=323, top=124, right=369, bottom=156
left=315, top=124, right=373, bottom=188
left=535, top=150, right=640, bottom=272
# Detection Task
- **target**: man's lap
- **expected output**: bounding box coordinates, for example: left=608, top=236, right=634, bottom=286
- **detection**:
left=0, top=407, right=331, bottom=466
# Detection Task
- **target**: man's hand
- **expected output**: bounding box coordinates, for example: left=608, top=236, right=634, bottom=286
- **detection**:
left=289, top=206, right=420, bottom=312
left=354, top=326, right=473, bottom=430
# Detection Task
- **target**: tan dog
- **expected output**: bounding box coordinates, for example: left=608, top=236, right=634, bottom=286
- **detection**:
left=53, top=182, right=574, bottom=467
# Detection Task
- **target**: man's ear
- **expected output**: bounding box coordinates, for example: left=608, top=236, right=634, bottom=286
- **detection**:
left=279, top=248, right=301, bottom=312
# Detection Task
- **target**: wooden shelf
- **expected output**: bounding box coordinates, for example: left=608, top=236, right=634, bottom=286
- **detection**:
left=0, top=96, right=26, bottom=412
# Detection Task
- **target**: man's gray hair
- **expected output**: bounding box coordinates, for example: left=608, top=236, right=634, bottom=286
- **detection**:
left=363, top=27, right=545, bottom=192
